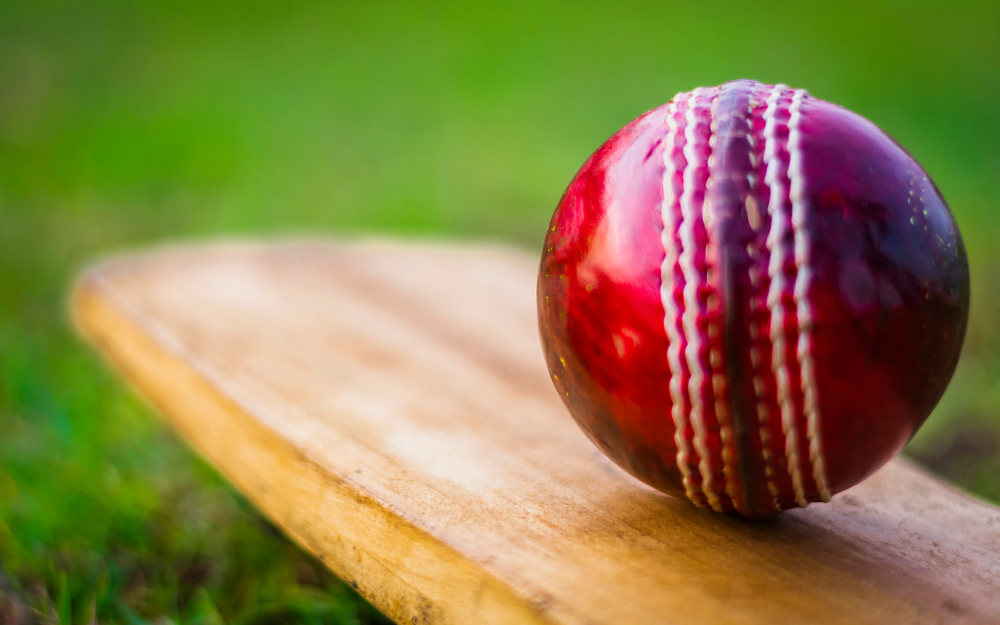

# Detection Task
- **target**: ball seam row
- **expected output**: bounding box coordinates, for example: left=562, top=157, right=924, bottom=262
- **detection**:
left=660, top=92, right=708, bottom=507
left=745, top=83, right=784, bottom=514
left=764, top=87, right=832, bottom=508
left=679, top=86, right=731, bottom=512
left=787, top=90, right=833, bottom=503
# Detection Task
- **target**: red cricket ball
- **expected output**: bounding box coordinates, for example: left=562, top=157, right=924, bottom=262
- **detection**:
left=538, top=79, right=969, bottom=518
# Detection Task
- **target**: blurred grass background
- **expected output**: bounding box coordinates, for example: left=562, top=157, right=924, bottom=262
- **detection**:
left=1, top=0, right=998, bottom=622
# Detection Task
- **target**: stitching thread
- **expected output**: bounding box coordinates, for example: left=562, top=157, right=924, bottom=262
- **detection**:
left=680, top=86, right=729, bottom=512
left=746, top=84, right=782, bottom=513
left=661, top=92, right=707, bottom=507
left=787, top=89, right=831, bottom=502
left=762, top=85, right=810, bottom=508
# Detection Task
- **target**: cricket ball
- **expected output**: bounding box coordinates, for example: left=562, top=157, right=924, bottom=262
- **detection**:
left=538, top=79, right=969, bottom=517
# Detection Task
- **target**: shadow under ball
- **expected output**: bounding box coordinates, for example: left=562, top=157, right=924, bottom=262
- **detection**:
left=537, top=79, right=969, bottom=518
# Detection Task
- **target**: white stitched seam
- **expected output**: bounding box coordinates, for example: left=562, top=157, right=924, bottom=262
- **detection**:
left=762, top=84, right=810, bottom=508
left=746, top=84, right=782, bottom=513
left=661, top=92, right=706, bottom=506
left=787, top=89, right=832, bottom=503
left=680, top=87, right=726, bottom=512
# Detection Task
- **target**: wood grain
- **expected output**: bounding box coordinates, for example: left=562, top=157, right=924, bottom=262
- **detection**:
left=72, top=240, right=1000, bottom=625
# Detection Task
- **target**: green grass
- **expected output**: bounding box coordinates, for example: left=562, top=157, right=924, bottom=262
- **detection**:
left=1, top=0, right=999, bottom=622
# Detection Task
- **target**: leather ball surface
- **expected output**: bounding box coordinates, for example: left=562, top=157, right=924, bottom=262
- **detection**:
left=537, top=79, right=969, bottom=518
